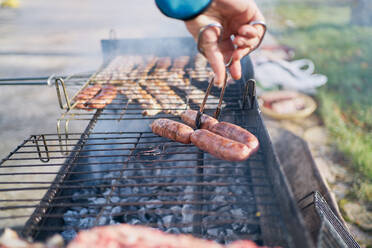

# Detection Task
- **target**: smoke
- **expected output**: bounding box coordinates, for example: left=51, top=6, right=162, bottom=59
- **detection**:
left=55, top=0, right=190, bottom=74
left=1, top=0, right=190, bottom=76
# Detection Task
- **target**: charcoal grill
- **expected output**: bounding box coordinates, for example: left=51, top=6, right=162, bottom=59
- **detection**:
left=0, top=37, right=314, bottom=247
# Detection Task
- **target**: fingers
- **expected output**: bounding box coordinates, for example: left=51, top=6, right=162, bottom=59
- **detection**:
left=233, top=47, right=251, bottom=62
left=200, top=29, right=244, bottom=83
left=230, top=22, right=265, bottom=63
left=233, top=35, right=260, bottom=50
left=205, top=48, right=226, bottom=87
left=228, top=47, right=252, bottom=80
left=233, top=23, right=264, bottom=49
left=229, top=58, right=242, bottom=80
left=201, top=28, right=226, bottom=87
left=238, top=24, right=259, bottom=39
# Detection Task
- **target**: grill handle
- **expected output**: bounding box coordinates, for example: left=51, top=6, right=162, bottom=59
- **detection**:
left=0, top=76, right=53, bottom=86
left=0, top=72, right=94, bottom=86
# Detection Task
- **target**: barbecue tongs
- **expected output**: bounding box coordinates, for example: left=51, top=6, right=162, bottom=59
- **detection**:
left=195, top=23, right=232, bottom=129
left=195, top=72, right=228, bottom=129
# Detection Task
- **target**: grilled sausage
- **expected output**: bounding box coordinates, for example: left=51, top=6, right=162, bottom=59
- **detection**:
left=140, top=80, right=186, bottom=116
left=155, top=57, right=172, bottom=70
left=119, top=82, right=162, bottom=116
left=190, top=129, right=250, bottom=161
left=88, top=85, right=117, bottom=109
left=151, top=119, right=194, bottom=144
left=210, top=122, right=259, bottom=155
left=75, top=85, right=102, bottom=109
left=181, top=110, right=218, bottom=130
left=67, top=223, right=264, bottom=248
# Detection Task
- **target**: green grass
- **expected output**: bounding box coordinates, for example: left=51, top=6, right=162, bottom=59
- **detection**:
left=269, top=1, right=372, bottom=201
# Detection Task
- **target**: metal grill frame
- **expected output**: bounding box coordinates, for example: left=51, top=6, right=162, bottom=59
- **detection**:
left=0, top=37, right=314, bottom=248
left=1, top=105, right=314, bottom=247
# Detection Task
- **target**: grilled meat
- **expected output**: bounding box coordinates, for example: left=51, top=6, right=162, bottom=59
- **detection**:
left=139, top=79, right=186, bottom=116
left=210, top=122, right=259, bottom=155
left=87, top=85, right=117, bottom=110
left=119, top=81, right=162, bottom=116
left=67, top=224, right=267, bottom=248
left=181, top=109, right=218, bottom=130
left=74, top=85, right=102, bottom=110
left=191, top=129, right=251, bottom=162
left=151, top=118, right=194, bottom=144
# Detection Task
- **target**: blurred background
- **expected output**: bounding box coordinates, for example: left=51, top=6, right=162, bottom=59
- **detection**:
left=0, top=0, right=371, bottom=246
left=0, top=0, right=187, bottom=160
left=259, top=0, right=371, bottom=246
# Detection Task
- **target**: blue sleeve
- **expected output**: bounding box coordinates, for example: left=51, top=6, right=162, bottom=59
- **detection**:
left=155, top=0, right=212, bottom=20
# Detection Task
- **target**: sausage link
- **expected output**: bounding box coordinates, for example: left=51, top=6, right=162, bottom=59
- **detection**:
left=151, top=119, right=194, bottom=144
left=190, top=129, right=250, bottom=161
left=88, top=85, right=117, bottom=109
left=210, top=122, right=259, bottom=155
left=181, top=110, right=218, bottom=130
left=75, top=85, right=102, bottom=109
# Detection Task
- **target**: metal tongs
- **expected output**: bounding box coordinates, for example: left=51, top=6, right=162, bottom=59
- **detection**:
left=195, top=23, right=233, bottom=129
left=195, top=72, right=229, bottom=129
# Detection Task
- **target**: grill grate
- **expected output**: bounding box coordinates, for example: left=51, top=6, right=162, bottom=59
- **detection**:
left=1, top=128, right=286, bottom=245
left=0, top=37, right=314, bottom=248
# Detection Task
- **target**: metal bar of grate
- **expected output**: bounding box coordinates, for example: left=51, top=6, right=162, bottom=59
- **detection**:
left=0, top=48, right=314, bottom=247
left=0, top=192, right=275, bottom=204
left=0, top=126, right=287, bottom=247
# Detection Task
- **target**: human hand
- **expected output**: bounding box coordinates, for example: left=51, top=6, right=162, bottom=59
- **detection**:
left=185, top=0, right=266, bottom=87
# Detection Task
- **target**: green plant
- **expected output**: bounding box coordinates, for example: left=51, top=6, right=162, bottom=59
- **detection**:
left=270, top=0, right=372, bottom=201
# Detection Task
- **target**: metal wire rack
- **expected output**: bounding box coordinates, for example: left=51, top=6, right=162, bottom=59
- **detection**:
left=0, top=37, right=314, bottom=248
left=0, top=126, right=287, bottom=246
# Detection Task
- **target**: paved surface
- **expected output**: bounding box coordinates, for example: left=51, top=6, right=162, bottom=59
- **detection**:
left=0, top=0, right=188, bottom=159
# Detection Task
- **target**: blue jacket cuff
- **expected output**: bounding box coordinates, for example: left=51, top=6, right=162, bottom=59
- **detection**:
left=155, top=0, right=212, bottom=20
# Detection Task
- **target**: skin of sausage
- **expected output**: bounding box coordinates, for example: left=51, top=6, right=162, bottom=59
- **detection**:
left=190, top=129, right=250, bottom=161
left=75, top=85, right=102, bottom=109
left=88, top=86, right=117, bottom=109
left=210, top=122, right=259, bottom=155
left=181, top=110, right=218, bottom=130
left=151, top=119, right=194, bottom=144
